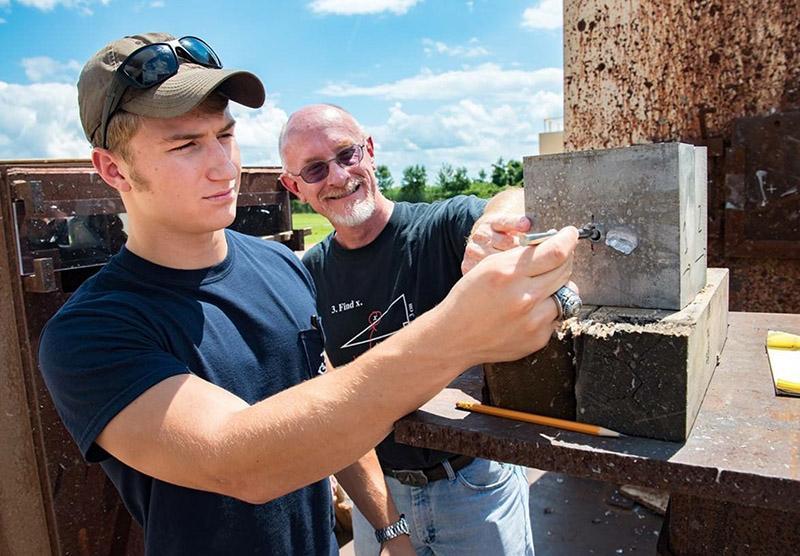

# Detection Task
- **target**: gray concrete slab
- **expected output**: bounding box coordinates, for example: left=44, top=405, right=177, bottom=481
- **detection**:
left=523, top=143, right=708, bottom=310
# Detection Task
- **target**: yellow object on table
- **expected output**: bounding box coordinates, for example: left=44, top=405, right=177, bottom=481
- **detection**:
left=767, top=330, right=800, bottom=396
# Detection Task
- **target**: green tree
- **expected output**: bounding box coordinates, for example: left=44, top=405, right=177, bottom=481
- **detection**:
left=491, top=157, right=507, bottom=188
left=375, top=164, right=394, bottom=191
left=505, top=159, right=523, bottom=186
left=436, top=163, right=455, bottom=190
left=477, top=169, right=488, bottom=183
left=435, top=164, right=472, bottom=198
left=448, top=166, right=470, bottom=196
left=400, top=165, right=427, bottom=202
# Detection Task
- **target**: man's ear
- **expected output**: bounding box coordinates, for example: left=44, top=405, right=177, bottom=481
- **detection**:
left=365, top=136, right=376, bottom=169
left=279, top=174, right=306, bottom=203
left=91, top=148, right=132, bottom=193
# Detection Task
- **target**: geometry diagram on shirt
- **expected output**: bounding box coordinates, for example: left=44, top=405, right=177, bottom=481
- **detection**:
left=341, top=293, right=411, bottom=350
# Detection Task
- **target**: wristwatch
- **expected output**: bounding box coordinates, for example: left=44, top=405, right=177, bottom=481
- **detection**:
left=374, top=514, right=410, bottom=545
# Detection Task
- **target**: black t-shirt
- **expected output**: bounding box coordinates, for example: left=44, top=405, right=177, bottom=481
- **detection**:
left=303, top=196, right=487, bottom=470
left=39, top=230, right=336, bottom=555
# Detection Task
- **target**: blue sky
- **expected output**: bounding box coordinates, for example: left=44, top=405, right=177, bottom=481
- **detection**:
left=0, top=0, right=563, bottom=181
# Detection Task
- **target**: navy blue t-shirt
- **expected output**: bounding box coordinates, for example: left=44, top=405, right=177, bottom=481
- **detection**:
left=39, top=230, right=336, bottom=555
left=303, top=196, right=486, bottom=470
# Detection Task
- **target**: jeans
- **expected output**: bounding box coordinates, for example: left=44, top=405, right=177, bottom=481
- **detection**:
left=352, top=458, right=534, bottom=556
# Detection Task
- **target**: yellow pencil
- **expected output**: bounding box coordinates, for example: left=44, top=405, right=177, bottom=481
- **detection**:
left=456, top=401, right=622, bottom=438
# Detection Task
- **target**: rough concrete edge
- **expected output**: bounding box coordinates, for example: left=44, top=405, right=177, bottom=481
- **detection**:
left=683, top=268, right=730, bottom=437
left=562, top=270, right=728, bottom=339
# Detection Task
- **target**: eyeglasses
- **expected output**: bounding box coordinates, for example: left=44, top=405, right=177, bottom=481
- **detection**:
left=98, top=36, right=222, bottom=149
left=287, top=144, right=366, bottom=184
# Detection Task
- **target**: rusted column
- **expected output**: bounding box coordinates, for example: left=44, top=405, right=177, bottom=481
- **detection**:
left=0, top=174, right=53, bottom=555
left=564, top=0, right=800, bottom=312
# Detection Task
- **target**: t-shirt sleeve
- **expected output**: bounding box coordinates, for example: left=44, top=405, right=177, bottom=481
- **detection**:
left=38, top=305, right=190, bottom=462
left=431, top=195, right=488, bottom=258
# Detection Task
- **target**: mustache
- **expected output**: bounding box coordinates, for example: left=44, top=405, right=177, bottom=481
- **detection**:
left=322, top=177, right=367, bottom=200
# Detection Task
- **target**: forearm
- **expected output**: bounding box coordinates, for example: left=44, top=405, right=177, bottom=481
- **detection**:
left=222, top=305, right=470, bottom=502
left=335, top=451, right=400, bottom=529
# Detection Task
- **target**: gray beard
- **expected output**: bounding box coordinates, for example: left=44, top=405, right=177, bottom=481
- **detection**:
left=327, top=193, right=377, bottom=227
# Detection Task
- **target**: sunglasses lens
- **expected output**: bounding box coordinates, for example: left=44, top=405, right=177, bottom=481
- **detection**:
left=336, top=145, right=362, bottom=167
left=300, top=162, right=329, bottom=184
left=179, top=36, right=222, bottom=68
left=122, top=44, right=177, bottom=87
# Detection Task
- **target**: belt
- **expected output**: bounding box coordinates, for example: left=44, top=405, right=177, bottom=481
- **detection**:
left=383, top=455, right=474, bottom=487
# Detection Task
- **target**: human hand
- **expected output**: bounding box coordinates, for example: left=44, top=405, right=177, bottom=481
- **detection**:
left=379, top=535, right=416, bottom=556
left=439, top=226, right=578, bottom=366
left=462, top=214, right=531, bottom=275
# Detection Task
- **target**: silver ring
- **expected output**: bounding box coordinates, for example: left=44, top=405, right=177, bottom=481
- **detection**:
left=552, top=286, right=582, bottom=320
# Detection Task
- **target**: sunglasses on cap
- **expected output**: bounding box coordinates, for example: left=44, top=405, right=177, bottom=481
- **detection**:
left=286, top=144, right=367, bottom=184
left=98, top=36, right=222, bottom=149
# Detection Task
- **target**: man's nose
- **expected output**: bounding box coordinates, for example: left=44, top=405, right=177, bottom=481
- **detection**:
left=325, top=158, right=350, bottom=185
left=207, top=140, right=238, bottom=181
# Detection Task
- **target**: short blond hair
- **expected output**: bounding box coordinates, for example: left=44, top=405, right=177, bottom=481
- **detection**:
left=105, top=93, right=230, bottom=162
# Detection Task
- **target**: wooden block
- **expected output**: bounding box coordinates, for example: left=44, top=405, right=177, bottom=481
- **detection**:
left=573, top=268, right=729, bottom=441
left=523, top=143, right=707, bottom=310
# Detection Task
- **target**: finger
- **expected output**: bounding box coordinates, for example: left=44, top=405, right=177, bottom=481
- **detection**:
left=527, top=255, right=575, bottom=301
left=520, top=296, right=562, bottom=354
left=510, top=226, right=578, bottom=278
left=488, top=230, right=519, bottom=251
left=565, top=280, right=579, bottom=295
left=488, top=215, right=531, bottom=233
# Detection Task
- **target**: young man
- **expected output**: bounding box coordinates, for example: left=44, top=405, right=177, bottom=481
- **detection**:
left=279, top=104, right=537, bottom=555
left=39, top=33, right=577, bottom=555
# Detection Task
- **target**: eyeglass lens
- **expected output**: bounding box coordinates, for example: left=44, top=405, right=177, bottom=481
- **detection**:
left=122, top=44, right=178, bottom=87
left=301, top=145, right=364, bottom=183
left=121, top=37, right=221, bottom=89
left=178, top=36, right=222, bottom=68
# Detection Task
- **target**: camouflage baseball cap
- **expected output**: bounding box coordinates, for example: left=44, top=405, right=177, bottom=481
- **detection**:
left=78, top=32, right=265, bottom=147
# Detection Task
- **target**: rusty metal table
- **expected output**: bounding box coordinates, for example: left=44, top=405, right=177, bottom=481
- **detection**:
left=395, top=312, right=800, bottom=554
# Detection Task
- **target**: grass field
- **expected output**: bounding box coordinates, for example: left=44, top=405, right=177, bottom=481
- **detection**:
left=292, top=212, right=333, bottom=248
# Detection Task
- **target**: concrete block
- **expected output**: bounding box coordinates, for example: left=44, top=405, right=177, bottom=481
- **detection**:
left=523, top=143, right=707, bottom=310
left=484, top=335, right=576, bottom=420
left=573, top=268, right=729, bottom=441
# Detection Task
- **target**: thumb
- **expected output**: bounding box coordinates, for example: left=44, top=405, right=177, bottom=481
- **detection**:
left=490, top=215, right=531, bottom=233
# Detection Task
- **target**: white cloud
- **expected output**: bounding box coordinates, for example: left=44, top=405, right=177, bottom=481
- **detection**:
left=11, top=0, right=107, bottom=14
left=422, top=38, right=488, bottom=58
left=367, top=90, right=563, bottom=179
left=0, top=81, right=89, bottom=159
left=229, top=98, right=289, bottom=166
left=521, top=0, right=562, bottom=30
left=308, top=0, right=420, bottom=16
left=22, top=56, right=82, bottom=83
left=150, top=0, right=165, bottom=7
left=0, top=80, right=288, bottom=165
left=319, top=63, right=562, bottom=101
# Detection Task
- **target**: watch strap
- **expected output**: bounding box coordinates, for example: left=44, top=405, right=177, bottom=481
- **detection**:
left=374, top=513, right=410, bottom=544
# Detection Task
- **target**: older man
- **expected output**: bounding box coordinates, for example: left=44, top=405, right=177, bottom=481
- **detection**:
left=280, top=104, right=539, bottom=555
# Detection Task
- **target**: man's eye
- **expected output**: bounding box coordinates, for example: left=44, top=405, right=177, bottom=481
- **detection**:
left=170, top=142, right=195, bottom=152
left=218, top=133, right=234, bottom=140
